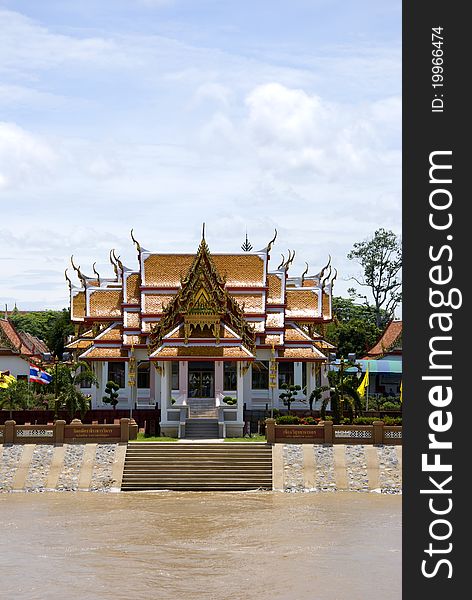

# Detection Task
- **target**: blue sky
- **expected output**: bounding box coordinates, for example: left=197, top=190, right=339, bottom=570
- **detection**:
left=0, top=0, right=401, bottom=311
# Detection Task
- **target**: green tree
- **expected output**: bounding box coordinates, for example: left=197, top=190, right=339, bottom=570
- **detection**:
left=348, top=228, right=402, bottom=327
left=318, top=297, right=388, bottom=358
left=103, top=381, right=120, bottom=410
left=279, top=383, right=301, bottom=413
left=9, top=308, right=74, bottom=357
left=0, top=380, right=34, bottom=418
left=45, top=309, right=74, bottom=357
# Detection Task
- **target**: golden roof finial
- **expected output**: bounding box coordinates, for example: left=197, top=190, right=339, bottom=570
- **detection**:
left=202, top=222, right=206, bottom=240
left=301, top=262, right=309, bottom=284
left=277, top=254, right=285, bottom=270
left=319, top=255, right=331, bottom=281
left=92, top=262, right=100, bottom=285
left=285, top=249, right=296, bottom=270
left=267, top=229, right=277, bottom=252
left=64, top=269, right=72, bottom=290
left=130, top=228, right=141, bottom=253
left=321, top=265, right=332, bottom=289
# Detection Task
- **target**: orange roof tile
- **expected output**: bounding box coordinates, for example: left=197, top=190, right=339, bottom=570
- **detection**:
left=89, top=290, right=122, bottom=318
left=143, top=253, right=265, bottom=288
left=232, top=293, right=264, bottom=313
left=143, top=294, right=175, bottom=314
left=125, top=273, right=140, bottom=304
left=284, top=325, right=311, bottom=342
left=267, top=274, right=283, bottom=303
left=266, top=313, right=284, bottom=328
left=81, top=347, right=128, bottom=359
left=278, top=346, right=325, bottom=360
left=71, top=291, right=86, bottom=320
left=363, top=320, right=402, bottom=358
left=125, top=312, right=141, bottom=328
left=286, top=289, right=319, bottom=318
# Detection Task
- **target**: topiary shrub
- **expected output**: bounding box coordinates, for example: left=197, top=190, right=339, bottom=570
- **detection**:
left=223, top=396, right=237, bottom=405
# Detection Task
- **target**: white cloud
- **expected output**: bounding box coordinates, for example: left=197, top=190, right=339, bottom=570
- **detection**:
left=0, top=122, right=57, bottom=190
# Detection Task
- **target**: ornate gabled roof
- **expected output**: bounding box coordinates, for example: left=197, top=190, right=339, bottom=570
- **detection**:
left=363, top=320, right=403, bottom=359
left=0, top=318, right=48, bottom=357
left=149, top=238, right=256, bottom=353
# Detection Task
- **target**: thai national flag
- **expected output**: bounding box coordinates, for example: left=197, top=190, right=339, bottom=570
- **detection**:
left=30, top=365, right=53, bottom=385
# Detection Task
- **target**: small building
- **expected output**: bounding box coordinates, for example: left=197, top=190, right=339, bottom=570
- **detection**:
left=66, top=231, right=336, bottom=436
left=0, top=318, right=49, bottom=380
left=361, top=319, right=402, bottom=397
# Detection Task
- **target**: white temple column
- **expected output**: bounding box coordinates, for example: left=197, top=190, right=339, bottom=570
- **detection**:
left=214, top=361, right=224, bottom=397
left=237, top=362, right=245, bottom=424
left=179, top=361, right=188, bottom=398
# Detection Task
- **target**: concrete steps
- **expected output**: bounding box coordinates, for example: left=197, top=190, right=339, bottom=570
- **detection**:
left=121, top=442, right=273, bottom=491
left=188, top=398, right=218, bottom=419
left=185, top=418, right=219, bottom=439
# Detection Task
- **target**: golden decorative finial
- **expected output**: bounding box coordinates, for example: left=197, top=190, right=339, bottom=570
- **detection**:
left=202, top=222, right=206, bottom=240
left=92, top=262, right=100, bottom=284
left=112, top=249, right=124, bottom=272
left=319, top=255, right=331, bottom=280
left=64, top=269, right=72, bottom=290
left=277, top=254, right=285, bottom=270
left=321, top=265, right=332, bottom=289
left=301, top=262, right=309, bottom=284
left=331, top=267, right=338, bottom=288
left=285, top=249, right=296, bottom=270
left=130, top=228, right=141, bottom=253
left=267, top=229, right=278, bottom=252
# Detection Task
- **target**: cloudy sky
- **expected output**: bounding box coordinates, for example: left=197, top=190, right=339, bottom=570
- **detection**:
left=0, top=0, right=401, bottom=311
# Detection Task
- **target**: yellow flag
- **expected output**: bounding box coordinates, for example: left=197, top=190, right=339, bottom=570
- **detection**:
left=357, top=366, right=369, bottom=397
left=400, top=380, right=403, bottom=403
left=0, top=371, right=16, bottom=389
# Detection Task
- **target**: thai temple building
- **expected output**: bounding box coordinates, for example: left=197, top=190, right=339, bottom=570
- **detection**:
left=66, top=230, right=336, bottom=437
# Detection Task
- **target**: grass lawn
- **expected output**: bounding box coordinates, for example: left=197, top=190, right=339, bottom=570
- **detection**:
left=224, top=435, right=267, bottom=442
left=136, top=433, right=178, bottom=442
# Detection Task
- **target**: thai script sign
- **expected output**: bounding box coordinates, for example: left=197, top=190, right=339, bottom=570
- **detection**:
left=64, top=426, right=120, bottom=439
left=276, top=426, right=324, bottom=440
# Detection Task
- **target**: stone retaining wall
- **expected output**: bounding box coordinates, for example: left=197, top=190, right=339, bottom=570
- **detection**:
left=0, top=442, right=402, bottom=494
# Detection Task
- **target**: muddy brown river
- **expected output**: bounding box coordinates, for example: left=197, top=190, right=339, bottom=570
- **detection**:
left=0, top=492, right=401, bottom=600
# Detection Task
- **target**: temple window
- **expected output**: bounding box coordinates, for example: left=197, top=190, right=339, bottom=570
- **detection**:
left=252, top=360, right=269, bottom=390
left=302, top=362, right=307, bottom=390
left=278, top=362, right=294, bottom=388
left=171, top=361, right=180, bottom=391
left=224, top=361, right=237, bottom=391
left=108, top=361, right=125, bottom=388
left=137, top=361, right=150, bottom=389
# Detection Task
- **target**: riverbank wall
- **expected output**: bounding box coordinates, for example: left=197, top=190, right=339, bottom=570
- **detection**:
left=0, top=443, right=401, bottom=493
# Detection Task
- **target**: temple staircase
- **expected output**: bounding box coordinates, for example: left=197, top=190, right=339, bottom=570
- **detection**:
left=121, top=443, right=273, bottom=491
left=185, top=398, right=219, bottom=439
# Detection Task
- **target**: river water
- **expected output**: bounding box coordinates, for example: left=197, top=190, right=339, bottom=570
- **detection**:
left=0, top=492, right=401, bottom=600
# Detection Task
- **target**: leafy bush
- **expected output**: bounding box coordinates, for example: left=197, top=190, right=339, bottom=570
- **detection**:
left=381, top=401, right=401, bottom=411
left=223, top=396, right=237, bottom=405
left=352, top=417, right=379, bottom=425
left=275, top=415, right=301, bottom=424
left=383, top=416, right=402, bottom=426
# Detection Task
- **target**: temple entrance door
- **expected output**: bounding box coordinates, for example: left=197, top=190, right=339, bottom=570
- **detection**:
left=188, top=361, right=215, bottom=398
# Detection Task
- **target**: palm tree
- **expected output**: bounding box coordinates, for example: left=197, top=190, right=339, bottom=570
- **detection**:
left=320, top=368, right=362, bottom=424
left=53, top=361, right=98, bottom=420
left=306, top=385, right=329, bottom=414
